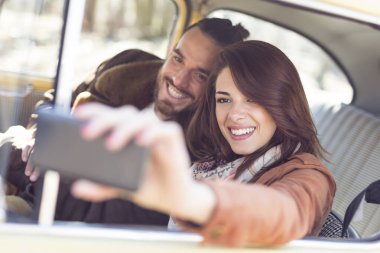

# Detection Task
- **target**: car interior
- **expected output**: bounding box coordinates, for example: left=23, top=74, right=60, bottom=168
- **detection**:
left=0, top=0, right=379, bottom=252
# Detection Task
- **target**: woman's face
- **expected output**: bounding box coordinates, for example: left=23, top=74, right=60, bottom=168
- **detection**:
left=215, top=67, right=277, bottom=155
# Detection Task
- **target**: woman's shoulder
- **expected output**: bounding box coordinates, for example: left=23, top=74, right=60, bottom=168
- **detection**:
left=282, top=152, right=327, bottom=171
left=290, top=153, right=324, bottom=166
left=275, top=153, right=336, bottom=196
left=260, top=153, right=332, bottom=179
left=279, top=152, right=333, bottom=178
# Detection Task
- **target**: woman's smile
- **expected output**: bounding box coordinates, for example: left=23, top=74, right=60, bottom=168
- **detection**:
left=229, top=126, right=256, bottom=140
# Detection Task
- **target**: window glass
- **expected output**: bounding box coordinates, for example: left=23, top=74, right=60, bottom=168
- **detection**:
left=208, top=10, right=353, bottom=106
left=0, top=0, right=63, bottom=77
left=74, top=0, right=175, bottom=84
left=0, top=0, right=175, bottom=81
left=0, top=0, right=175, bottom=130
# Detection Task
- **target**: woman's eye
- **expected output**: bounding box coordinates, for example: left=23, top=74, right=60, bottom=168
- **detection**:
left=216, top=98, right=230, bottom=103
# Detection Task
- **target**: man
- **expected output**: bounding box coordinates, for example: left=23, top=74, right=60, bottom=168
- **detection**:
left=7, top=18, right=249, bottom=225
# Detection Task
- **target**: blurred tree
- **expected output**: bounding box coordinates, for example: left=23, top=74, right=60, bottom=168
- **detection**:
left=73, top=0, right=174, bottom=40
left=106, top=0, right=127, bottom=39
left=134, top=0, right=174, bottom=39
left=0, top=0, right=5, bottom=11
left=83, top=0, right=97, bottom=32
left=135, top=0, right=153, bottom=38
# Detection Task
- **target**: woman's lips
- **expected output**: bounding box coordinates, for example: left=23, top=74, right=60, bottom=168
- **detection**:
left=229, top=127, right=256, bottom=140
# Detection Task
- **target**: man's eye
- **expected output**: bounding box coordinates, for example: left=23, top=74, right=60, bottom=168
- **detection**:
left=173, top=55, right=183, bottom=63
left=216, top=98, right=230, bottom=103
left=194, top=72, right=208, bottom=83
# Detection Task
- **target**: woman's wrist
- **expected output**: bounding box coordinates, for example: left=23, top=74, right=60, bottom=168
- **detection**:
left=173, top=181, right=217, bottom=225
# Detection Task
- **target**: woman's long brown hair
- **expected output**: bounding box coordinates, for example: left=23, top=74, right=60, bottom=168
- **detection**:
left=186, top=40, right=326, bottom=176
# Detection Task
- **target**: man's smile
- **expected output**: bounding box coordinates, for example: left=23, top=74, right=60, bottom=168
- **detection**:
left=167, top=82, right=188, bottom=99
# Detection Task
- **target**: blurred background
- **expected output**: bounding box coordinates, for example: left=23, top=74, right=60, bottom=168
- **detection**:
left=0, top=0, right=175, bottom=131
left=0, top=0, right=174, bottom=82
left=0, top=0, right=366, bottom=131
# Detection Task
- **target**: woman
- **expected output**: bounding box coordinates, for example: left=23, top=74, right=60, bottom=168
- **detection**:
left=71, top=40, right=336, bottom=247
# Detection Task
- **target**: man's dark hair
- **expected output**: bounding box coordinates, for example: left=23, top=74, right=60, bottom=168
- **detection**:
left=186, top=18, right=250, bottom=47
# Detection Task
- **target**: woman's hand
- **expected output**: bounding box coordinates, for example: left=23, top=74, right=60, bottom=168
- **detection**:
left=71, top=103, right=207, bottom=217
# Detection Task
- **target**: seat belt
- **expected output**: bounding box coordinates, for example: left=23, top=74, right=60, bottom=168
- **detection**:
left=342, top=180, right=380, bottom=237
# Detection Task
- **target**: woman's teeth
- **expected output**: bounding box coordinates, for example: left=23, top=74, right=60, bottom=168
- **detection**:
left=231, top=127, right=256, bottom=136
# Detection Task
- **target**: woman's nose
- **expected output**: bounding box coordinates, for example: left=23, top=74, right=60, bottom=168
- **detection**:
left=229, top=103, right=247, bottom=121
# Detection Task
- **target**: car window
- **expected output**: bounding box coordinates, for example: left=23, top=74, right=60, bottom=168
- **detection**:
left=72, top=0, right=175, bottom=84
left=208, top=10, right=354, bottom=107
left=0, top=0, right=63, bottom=78
left=0, top=0, right=175, bottom=81
left=0, top=0, right=175, bottom=130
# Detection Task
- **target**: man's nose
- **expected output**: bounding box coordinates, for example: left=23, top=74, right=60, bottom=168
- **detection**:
left=173, top=69, right=191, bottom=88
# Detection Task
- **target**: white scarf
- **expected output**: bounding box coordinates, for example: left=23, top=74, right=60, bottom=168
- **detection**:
left=191, top=145, right=282, bottom=183
left=167, top=145, right=283, bottom=230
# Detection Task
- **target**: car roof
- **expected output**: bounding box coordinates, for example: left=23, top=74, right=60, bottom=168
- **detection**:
left=321, top=0, right=380, bottom=17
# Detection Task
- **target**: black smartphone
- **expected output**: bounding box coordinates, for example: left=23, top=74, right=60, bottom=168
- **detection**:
left=32, top=108, right=148, bottom=191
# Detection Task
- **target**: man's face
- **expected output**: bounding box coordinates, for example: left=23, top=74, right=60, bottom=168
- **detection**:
left=155, top=27, right=222, bottom=120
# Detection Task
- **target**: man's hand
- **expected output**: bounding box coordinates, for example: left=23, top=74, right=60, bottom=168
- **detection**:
left=21, top=140, right=40, bottom=182
left=1, top=125, right=40, bottom=182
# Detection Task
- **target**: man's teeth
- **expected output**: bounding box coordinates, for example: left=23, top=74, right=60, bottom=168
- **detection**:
left=168, top=84, right=186, bottom=99
left=231, top=127, right=256, bottom=136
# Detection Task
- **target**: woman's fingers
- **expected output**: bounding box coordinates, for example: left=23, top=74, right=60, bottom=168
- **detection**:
left=24, top=159, right=34, bottom=176
left=21, top=142, right=34, bottom=162
left=136, top=121, right=180, bottom=146
left=76, top=104, right=139, bottom=141
left=71, top=103, right=191, bottom=211
left=73, top=103, right=110, bottom=119
left=104, top=108, right=159, bottom=151
left=29, top=168, right=40, bottom=182
left=71, top=179, right=128, bottom=202
left=22, top=141, right=38, bottom=179
left=136, top=121, right=189, bottom=168
left=75, top=104, right=160, bottom=151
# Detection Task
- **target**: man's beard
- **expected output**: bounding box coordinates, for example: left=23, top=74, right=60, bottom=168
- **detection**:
left=154, top=75, right=197, bottom=121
